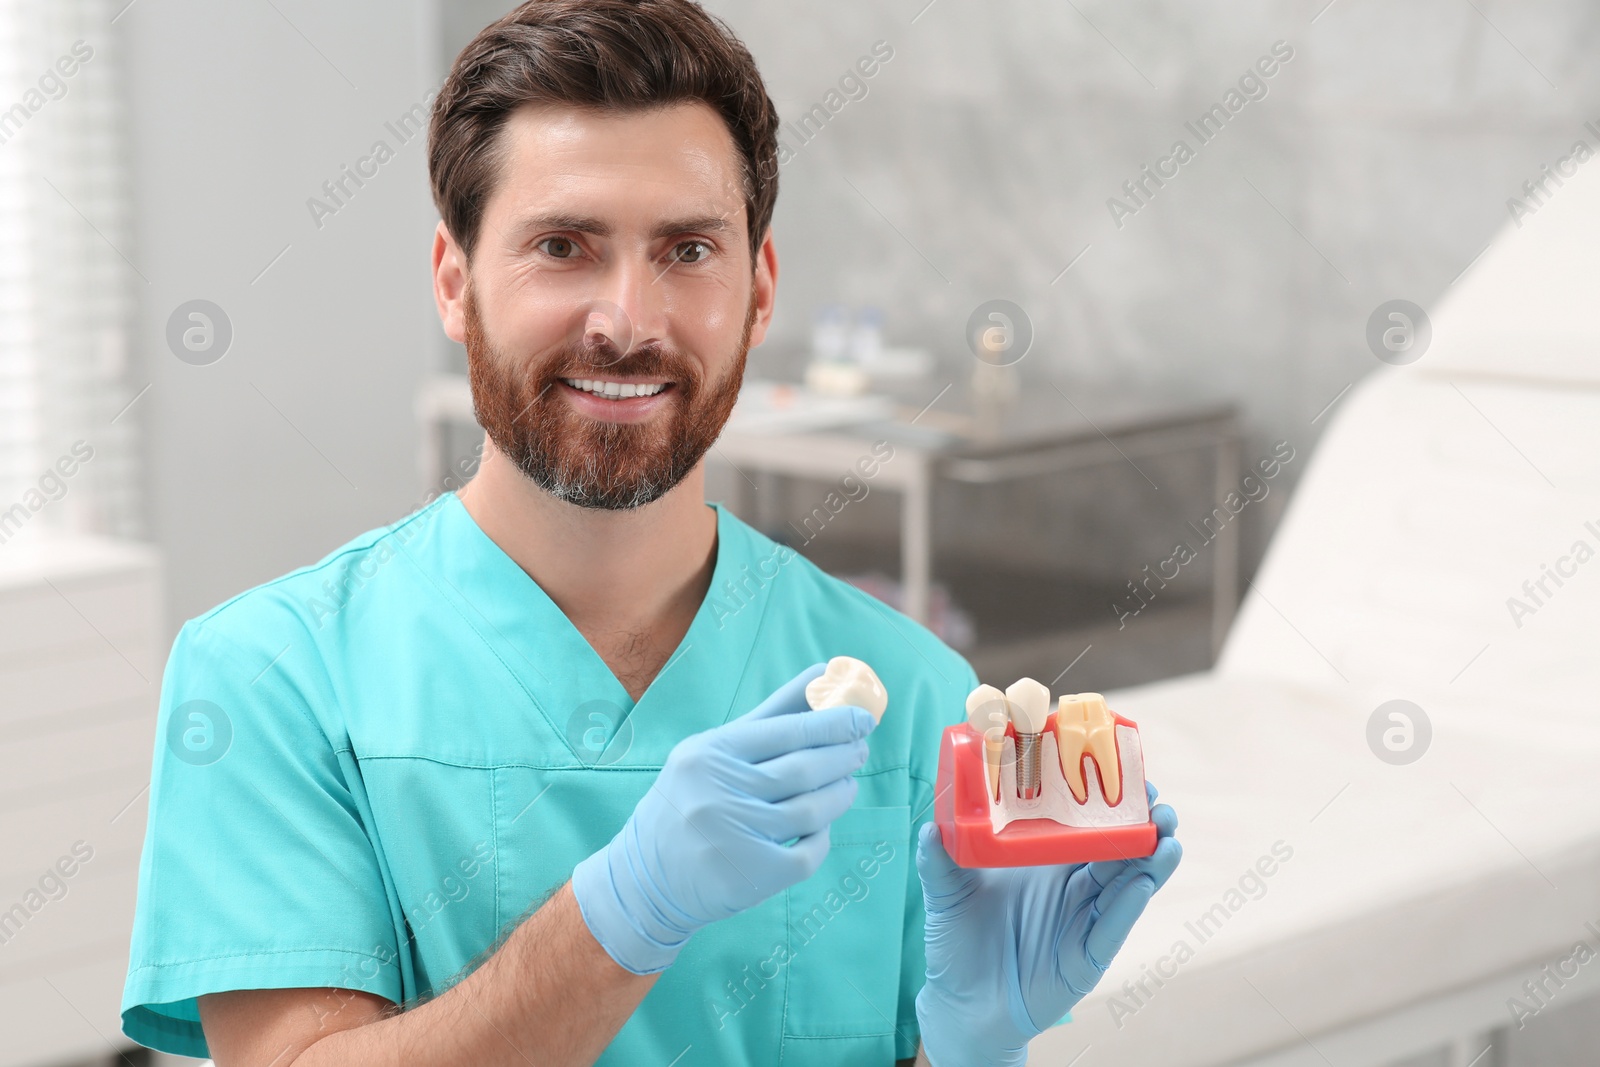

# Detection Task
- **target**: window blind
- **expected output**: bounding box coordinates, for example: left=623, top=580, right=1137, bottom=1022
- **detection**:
left=0, top=0, right=136, bottom=548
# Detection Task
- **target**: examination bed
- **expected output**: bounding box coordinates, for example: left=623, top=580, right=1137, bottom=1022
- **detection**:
left=1031, top=165, right=1600, bottom=1066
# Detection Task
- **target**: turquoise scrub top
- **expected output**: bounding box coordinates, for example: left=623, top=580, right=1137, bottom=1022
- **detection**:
left=122, top=490, right=976, bottom=1064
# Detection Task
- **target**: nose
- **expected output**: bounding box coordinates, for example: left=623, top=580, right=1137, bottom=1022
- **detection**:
left=583, top=307, right=626, bottom=351
left=583, top=253, right=668, bottom=360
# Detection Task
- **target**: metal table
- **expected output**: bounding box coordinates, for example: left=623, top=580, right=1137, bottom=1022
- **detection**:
left=711, top=379, right=1241, bottom=656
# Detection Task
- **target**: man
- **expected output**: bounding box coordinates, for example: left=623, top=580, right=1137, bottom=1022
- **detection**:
left=121, top=2, right=1180, bottom=1064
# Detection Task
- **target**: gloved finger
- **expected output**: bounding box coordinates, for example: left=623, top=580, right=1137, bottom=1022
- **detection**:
left=719, top=702, right=876, bottom=763
left=736, top=664, right=828, bottom=722
left=750, top=775, right=860, bottom=841
left=1125, top=835, right=1182, bottom=890
left=1083, top=856, right=1131, bottom=889
left=1079, top=867, right=1158, bottom=972
left=736, top=739, right=870, bottom=802
left=777, top=824, right=833, bottom=883
left=1145, top=780, right=1159, bottom=804
left=915, top=820, right=979, bottom=907
left=1087, top=829, right=1181, bottom=893
left=1151, top=801, right=1178, bottom=837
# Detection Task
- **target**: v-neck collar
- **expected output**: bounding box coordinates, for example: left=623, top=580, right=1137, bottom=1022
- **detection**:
left=424, top=490, right=773, bottom=767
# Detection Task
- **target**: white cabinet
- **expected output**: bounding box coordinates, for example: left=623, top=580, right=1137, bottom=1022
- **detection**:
left=0, top=539, right=162, bottom=1067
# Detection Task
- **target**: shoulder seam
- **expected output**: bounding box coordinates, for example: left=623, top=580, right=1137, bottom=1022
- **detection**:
left=189, top=497, right=450, bottom=628
left=186, top=613, right=340, bottom=751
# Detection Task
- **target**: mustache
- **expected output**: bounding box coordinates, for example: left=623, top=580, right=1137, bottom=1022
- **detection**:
left=538, top=341, right=697, bottom=386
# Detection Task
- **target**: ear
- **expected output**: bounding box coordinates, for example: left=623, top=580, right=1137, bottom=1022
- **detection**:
left=746, top=227, right=779, bottom=349
left=433, top=220, right=469, bottom=344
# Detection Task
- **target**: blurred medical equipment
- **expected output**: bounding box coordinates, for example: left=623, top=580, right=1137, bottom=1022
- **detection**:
left=711, top=380, right=1241, bottom=646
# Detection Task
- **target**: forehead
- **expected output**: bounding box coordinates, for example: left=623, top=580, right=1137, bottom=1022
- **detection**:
left=486, top=100, right=748, bottom=228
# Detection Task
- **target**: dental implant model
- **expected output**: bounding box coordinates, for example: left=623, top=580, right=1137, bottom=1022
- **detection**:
left=934, top=676, right=1158, bottom=868
left=1006, top=678, right=1050, bottom=802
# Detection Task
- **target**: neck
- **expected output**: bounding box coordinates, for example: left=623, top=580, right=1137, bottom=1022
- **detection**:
left=456, top=436, right=719, bottom=699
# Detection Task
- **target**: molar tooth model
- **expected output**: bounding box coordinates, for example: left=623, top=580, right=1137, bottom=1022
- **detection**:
left=805, top=656, right=889, bottom=721
left=935, top=677, right=1158, bottom=867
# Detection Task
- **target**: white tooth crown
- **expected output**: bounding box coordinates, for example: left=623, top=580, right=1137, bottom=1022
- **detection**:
left=1055, top=692, right=1122, bottom=806
left=1004, top=677, right=1050, bottom=734
left=965, top=684, right=1010, bottom=735
left=1004, top=677, right=1049, bottom=800
left=805, top=656, right=889, bottom=721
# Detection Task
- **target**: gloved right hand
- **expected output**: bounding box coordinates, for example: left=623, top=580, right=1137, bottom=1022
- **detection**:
left=571, top=663, right=877, bottom=974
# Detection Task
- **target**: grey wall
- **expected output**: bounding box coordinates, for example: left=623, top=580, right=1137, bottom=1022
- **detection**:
left=707, top=0, right=1600, bottom=578
left=124, top=0, right=438, bottom=632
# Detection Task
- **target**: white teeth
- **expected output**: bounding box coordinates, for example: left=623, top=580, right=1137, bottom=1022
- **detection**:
left=1056, top=692, right=1122, bottom=806
left=965, top=678, right=1132, bottom=811
left=1004, top=678, right=1050, bottom=734
left=805, top=656, right=889, bottom=721
left=965, top=684, right=1010, bottom=735
left=562, top=379, right=667, bottom=398
left=1004, top=677, right=1049, bottom=800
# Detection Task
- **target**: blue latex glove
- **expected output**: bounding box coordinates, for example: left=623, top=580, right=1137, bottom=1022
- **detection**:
left=571, top=663, right=876, bottom=974
left=914, top=782, right=1182, bottom=1066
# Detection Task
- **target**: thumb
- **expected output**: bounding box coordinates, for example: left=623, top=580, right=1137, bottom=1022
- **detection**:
left=916, top=821, right=976, bottom=909
left=741, top=663, right=828, bottom=721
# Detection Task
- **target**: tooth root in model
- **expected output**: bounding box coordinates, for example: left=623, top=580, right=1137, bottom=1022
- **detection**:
left=1004, top=677, right=1050, bottom=801
left=965, top=684, right=1011, bottom=802
left=805, top=656, right=889, bottom=721
left=1055, top=692, right=1121, bottom=806
left=983, top=728, right=1008, bottom=803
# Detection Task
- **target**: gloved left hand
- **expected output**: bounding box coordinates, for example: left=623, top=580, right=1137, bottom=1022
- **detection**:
left=914, top=783, right=1181, bottom=1067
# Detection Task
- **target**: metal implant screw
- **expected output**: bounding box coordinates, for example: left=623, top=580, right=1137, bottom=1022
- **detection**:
left=1015, top=732, right=1042, bottom=800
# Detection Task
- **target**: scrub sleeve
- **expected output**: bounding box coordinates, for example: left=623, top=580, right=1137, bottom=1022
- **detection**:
left=121, top=616, right=403, bottom=1058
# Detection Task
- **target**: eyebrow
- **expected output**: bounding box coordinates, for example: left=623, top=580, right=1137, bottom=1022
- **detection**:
left=514, top=212, right=732, bottom=241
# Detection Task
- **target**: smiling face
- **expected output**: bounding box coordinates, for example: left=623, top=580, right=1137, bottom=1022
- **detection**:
left=434, top=100, right=777, bottom=510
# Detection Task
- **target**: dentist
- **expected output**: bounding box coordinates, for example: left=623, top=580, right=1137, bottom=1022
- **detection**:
left=121, top=2, right=1179, bottom=1065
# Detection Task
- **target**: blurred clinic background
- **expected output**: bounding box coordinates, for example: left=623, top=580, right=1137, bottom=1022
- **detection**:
left=3, top=0, right=1598, bottom=1064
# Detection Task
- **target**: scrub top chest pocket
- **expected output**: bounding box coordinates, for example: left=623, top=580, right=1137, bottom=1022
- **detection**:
left=782, top=804, right=911, bottom=1043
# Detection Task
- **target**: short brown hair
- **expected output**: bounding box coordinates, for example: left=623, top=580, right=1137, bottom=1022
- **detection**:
left=428, top=0, right=779, bottom=264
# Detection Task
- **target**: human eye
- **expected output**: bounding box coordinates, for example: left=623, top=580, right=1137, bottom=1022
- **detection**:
left=535, top=235, right=581, bottom=260
left=669, top=239, right=713, bottom=265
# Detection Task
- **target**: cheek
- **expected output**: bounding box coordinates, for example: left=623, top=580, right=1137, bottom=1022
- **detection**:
left=696, top=305, right=736, bottom=336
left=666, top=288, right=748, bottom=355
left=666, top=275, right=730, bottom=322
left=485, top=288, right=584, bottom=359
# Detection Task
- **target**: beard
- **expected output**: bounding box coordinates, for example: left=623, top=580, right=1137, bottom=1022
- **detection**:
left=464, top=287, right=755, bottom=511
